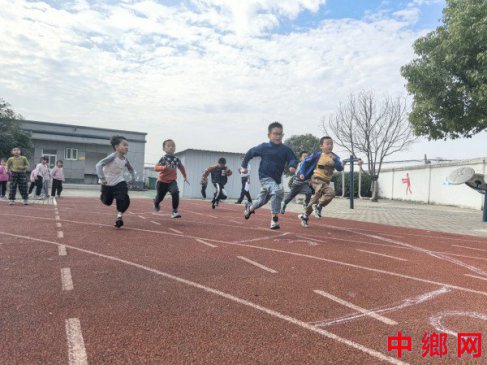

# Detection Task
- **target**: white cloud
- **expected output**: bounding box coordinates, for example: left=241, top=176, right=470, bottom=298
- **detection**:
left=2, top=0, right=476, bottom=165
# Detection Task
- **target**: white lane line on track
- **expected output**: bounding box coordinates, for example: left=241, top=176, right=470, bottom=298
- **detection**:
left=237, top=256, right=278, bottom=274
left=61, top=268, right=74, bottom=291
left=2, top=222, right=487, bottom=298
left=464, top=274, right=487, bottom=282
left=138, top=215, right=146, bottom=220
left=58, top=245, right=67, bottom=256
left=187, top=211, right=218, bottom=219
left=55, top=215, right=60, bottom=221
left=314, top=290, right=397, bottom=326
left=452, top=245, right=487, bottom=253
left=150, top=221, right=161, bottom=225
left=11, top=232, right=406, bottom=365
left=56, top=222, right=62, bottom=228
left=196, top=239, right=217, bottom=248
left=169, top=228, right=183, bottom=234
left=65, top=318, right=88, bottom=365
left=356, top=249, right=408, bottom=262
left=57, top=231, right=64, bottom=239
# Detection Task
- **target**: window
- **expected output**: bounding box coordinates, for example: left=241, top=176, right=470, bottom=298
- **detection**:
left=65, top=148, right=78, bottom=160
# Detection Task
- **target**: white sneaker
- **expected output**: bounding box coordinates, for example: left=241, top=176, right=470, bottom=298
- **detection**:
left=313, top=205, right=322, bottom=219
left=171, top=211, right=182, bottom=219
left=23, top=200, right=29, bottom=205
left=9, top=200, right=15, bottom=206
left=298, top=214, right=309, bottom=227
left=270, top=218, right=280, bottom=230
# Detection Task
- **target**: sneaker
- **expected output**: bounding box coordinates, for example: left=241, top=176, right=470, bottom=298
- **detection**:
left=313, top=205, right=322, bottom=219
left=244, top=201, right=255, bottom=220
left=211, top=201, right=216, bottom=209
left=153, top=199, right=160, bottom=212
left=114, top=217, right=124, bottom=228
left=270, top=216, right=280, bottom=230
left=171, top=211, right=181, bottom=218
left=234, top=200, right=242, bottom=204
left=23, top=200, right=29, bottom=205
left=280, top=202, right=286, bottom=215
left=299, top=214, right=309, bottom=227
left=9, top=200, right=15, bottom=206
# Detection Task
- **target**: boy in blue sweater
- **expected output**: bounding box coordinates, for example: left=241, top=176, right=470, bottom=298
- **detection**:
left=241, top=122, right=298, bottom=229
left=297, top=136, right=343, bottom=227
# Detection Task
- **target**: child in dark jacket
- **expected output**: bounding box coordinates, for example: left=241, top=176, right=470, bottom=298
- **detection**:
left=202, top=157, right=232, bottom=209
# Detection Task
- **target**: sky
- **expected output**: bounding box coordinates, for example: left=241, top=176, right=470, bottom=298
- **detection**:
left=1, top=0, right=486, bottom=165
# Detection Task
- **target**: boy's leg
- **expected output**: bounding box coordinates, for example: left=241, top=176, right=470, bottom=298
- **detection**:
left=58, top=181, right=63, bottom=196
left=100, top=185, right=114, bottom=206
left=317, top=182, right=336, bottom=208
left=0, top=181, right=6, bottom=197
left=201, top=184, right=207, bottom=199
left=35, top=176, right=43, bottom=196
left=154, top=181, right=169, bottom=210
left=42, top=180, right=49, bottom=197
left=304, top=178, right=325, bottom=216
left=51, top=180, right=57, bottom=197
left=114, top=182, right=130, bottom=213
left=9, top=173, right=18, bottom=201
left=18, top=173, right=28, bottom=201
left=168, top=181, right=180, bottom=211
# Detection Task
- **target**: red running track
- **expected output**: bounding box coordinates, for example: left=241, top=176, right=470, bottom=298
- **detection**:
left=1, top=197, right=486, bottom=364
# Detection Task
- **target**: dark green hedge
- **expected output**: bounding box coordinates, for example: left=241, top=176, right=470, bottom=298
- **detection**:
left=331, top=172, right=373, bottom=197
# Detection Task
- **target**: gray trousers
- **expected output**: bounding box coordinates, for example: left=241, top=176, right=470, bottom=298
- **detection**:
left=252, top=177, right=284, bottom=214
left=284, top=179, right=313, bottom=206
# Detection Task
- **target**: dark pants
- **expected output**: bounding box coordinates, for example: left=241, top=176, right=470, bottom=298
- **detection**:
left=154, top=181, right=179, bottom=210
left=51, top=179, right=63, bottom=197
left=212, top=183, right=227, bottom=204
left=100, top=181, right=130, bottom=213
left=237, top=177, right=252, bottom=203
left=0, top=181, right=7, bottom=197
left=29, top=181, right=36, bottom=194
left=201, top=183, right=207, bottom=198
left=284, top=179, right=313, bottom=206
left=35, top=176, right=44, bottom=196
left=9, top=172, right=28, bottom=200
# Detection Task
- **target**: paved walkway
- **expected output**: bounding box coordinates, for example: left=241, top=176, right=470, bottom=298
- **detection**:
left=35, top=187, right=487, bottom=238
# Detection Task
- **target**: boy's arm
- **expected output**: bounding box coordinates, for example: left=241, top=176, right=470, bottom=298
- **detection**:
left=332, top=153, right=344, bottom=172
left=95, top=153, right=116, bottom=180
left=125, top=159, right=136, bottom=179
left=178, top=163, right=188, bottom=180
left=227, top=168, right=233, bottom=177
left=202, top=165, right=215, bottom=179
left=23, top=157, right=30, bottom=170
left=298, top=153, right=320, bottom=177
left=6, top=158, right=12, bottom=172
left=241, top=144, right=263, bottom=169
left=154, top=157, right=168, bottom=172
left=286, top=148, right=298, bottom=172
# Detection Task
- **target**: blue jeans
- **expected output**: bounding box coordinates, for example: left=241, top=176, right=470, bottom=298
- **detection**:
left=252, top=177, right=284, bottom=214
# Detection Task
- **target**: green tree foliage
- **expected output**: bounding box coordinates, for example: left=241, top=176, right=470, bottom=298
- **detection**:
left=284, top=133, right=320, bottom=157
left=0, top=98, right=33, bottom=159
left=401, top=0, right=487, bottom=139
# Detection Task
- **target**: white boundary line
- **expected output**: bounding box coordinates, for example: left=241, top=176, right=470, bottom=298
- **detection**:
left=65, top=318, right=88, bottom=365
left=314, top=290, right=397, bottom=326
left=237, top=256, right=278, bottom=274
left=464, top=274, right=487, bottom=282
left=4, top=232, right=406, bottom=365
left=58, top=245, right=67, bottom=256
left=357, top=249, right=408, bottom=262
left=169, top=228, right=183, bottom=235
left=196, top=239, right=217, bottom=248
left=61, top=268, right=74, bottom=291
left=453, top=245, right=487, bottom=253
left=150, top=221, right=161, bottom=225
left=57, top=231, right=64, bottom=239
left=138, top=215, right=146, bottom=220
left=56, top=222, right=62, bottom=228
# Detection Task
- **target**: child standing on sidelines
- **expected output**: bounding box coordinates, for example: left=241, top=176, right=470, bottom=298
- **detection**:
left=202, top=157, right=232, bottom=209
left=280, top=151, right=313, bottom=214
left=33, top=156, right=51, bottom=199
left=96, top=135, right=135, bottom=228
left=51, top=160, right=65, bottom=198
left=153, top=139, right=188, bottom=218
left=0, top=158, right=9, bottom=199
left=235, top=156, right=252, bottom=204
left=241, top=122, right=298, bottom=229
left=6, top=147, right=29, bottom=205
left=298, top=136, right=343, bottom=227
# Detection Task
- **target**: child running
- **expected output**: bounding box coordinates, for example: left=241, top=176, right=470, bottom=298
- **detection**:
left=298, top=136, right=343, bottom=227
left=202, top=158, right=232, bottom=209
left=241, top=122, right=298, bottom=229
left=96, top=135, right=135, bottom=228
left=6, top=147, right=30, bottom=205
left=153, top=139, right=188, bottom=218
left=280, top=151, right=313, bottom=214
left=51, top=160, right=65, bottom=198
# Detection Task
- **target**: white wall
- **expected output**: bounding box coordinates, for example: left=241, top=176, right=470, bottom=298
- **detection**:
left=378, top=158, right=486, bottom=210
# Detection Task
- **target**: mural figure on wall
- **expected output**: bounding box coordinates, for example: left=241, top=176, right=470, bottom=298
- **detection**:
left=402, top=173, right=412, bottom=194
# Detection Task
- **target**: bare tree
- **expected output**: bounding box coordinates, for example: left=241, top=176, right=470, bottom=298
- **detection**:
left=322, top=90, right=416, bottom=201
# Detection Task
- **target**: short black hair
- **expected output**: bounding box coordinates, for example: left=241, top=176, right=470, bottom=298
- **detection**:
left=110, top=135, right=127, bottom=150
left=41, top=156, right=49, bottom=162
left=218, top=157, right=226, bottom=164
left=320, top=136, right=333, bottom=145
left=163, top=139, right=174, bottom=148
left=268, top=121, right=283, bottom=133
left=299, top=151, right=308, bottom=158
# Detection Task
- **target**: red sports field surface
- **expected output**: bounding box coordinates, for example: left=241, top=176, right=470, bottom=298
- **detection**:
left=1, top=197, right=486, bottom=365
